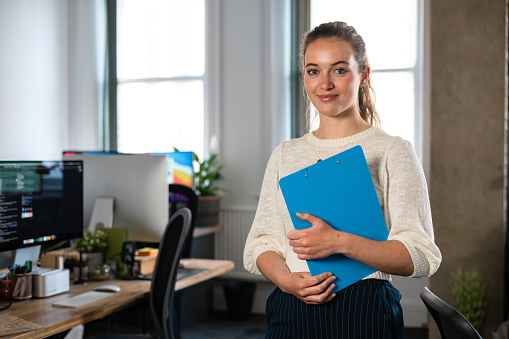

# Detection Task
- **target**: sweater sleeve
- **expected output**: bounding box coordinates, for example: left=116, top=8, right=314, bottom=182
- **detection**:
left=382, top=139, right=442, bottom=278
left=243, top=145, right=288, bottom=276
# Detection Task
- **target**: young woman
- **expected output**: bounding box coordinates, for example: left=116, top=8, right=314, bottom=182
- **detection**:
left=243, top=22, right=441, bottom=339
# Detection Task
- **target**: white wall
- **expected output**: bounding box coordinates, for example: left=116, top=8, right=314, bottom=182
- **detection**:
left=0, top=0, right=69, bottom=160
left=0, top=0, right=103, bottom=160
left=220, top=0, right=267, bottom=208
left=219, top=0, right=290, bottom=209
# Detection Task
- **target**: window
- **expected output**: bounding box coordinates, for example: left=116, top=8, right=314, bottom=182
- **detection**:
left=116, top=0, right=207, bottom=158
left=309, top=0, right=421, bottom=151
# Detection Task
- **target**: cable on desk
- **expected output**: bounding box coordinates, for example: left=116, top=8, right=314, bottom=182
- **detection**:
left=0, top=294, right=12, bottom=311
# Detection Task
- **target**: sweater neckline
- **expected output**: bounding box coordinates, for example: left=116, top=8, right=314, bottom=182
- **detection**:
left=305, top=126, right=379, bottom=147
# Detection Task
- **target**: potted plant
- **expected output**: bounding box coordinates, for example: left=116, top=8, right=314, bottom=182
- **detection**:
left=74, top=229, right=108, bottom=267
left=193, top=152, right=223, bottom=226
left=450, top=267, right=488, bottom=332
left=65, top=257, right=90, bottom=282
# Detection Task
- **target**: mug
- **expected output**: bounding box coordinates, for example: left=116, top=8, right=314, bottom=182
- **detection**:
left=11, top=273, right=32, bottom=300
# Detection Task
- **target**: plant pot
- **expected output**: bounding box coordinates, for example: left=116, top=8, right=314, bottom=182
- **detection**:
left=196, top=196, right=220, bottom=226
left=223, top=281, right=256, bottom=321
left=73, top=265, right=89, bottom=281
left=83, top=252, right=104, bottom=267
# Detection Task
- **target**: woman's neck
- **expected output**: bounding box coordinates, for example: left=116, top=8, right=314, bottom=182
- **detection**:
left=313, top=115, right=371, bottom=139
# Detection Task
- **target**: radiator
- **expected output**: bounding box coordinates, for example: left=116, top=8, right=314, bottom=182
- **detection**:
left=215, top=206, right=266, bottom=281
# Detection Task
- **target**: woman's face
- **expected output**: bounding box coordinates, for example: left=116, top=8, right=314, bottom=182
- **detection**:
left=303, top=38, right=368, bottom=120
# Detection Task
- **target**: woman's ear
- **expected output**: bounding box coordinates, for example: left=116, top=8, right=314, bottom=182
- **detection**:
left=360, top=66, right=371, bottom=87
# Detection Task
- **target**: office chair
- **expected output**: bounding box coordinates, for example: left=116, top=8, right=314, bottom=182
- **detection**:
left=133, top=184, right=197, bottom=261
left=168, top=184, right=198, bottom=259
left=167, top=184, right=198, bottom=335
left=101, top=207, right=192, bottom=339
left=420, top=287, right=482, bottom=339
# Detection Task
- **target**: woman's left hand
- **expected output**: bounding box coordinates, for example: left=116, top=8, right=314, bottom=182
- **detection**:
left=287, top=212, right=341, bottom=260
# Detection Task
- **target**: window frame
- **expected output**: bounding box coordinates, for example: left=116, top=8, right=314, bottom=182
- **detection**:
left=292, top=0, right=426, bottom=163
left=105, top=0, right=220, bottom=157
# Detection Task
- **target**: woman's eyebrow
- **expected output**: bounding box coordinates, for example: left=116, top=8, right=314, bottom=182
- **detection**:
left=305, top=60, right=350, bottom=68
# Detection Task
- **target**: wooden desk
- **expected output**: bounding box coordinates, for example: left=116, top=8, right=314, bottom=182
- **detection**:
left=192, top=225, right=222, bottom=239
left=0, top=259, right=234, bottom=339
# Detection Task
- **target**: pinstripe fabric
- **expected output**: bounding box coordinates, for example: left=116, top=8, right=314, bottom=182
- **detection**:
left=265, top=279, right=404, bottom=339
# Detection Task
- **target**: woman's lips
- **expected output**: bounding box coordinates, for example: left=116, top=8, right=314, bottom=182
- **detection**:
left=317, top=94, right=337, bottom=102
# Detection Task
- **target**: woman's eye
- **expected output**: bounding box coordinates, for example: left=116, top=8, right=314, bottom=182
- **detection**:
left=307, top=69, right=318, bottom=76
left=334, top=68, right=346, bottom=75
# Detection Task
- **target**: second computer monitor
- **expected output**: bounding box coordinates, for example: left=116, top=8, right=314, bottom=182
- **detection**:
left=65, top=154, right=169, bottom=242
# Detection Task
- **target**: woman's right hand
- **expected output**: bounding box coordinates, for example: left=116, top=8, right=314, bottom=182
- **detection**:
left=279, top=271, right=336, bottom=305
left=256, top=251, right=336, bottom=305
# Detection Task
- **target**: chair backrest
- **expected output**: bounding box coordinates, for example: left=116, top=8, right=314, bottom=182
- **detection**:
left=149, top=207, right=192, bottom=339
left=420, top=287, right=483, bottom=339
left=168, top=184, right=198, bottom=258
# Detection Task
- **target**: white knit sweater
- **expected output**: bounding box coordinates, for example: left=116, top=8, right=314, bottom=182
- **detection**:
left=243, top=127, right=441, bottom=281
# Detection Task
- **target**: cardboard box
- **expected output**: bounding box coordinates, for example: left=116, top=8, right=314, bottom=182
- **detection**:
left=134, top=255, right=157, bottom=275
left=40, top=249, right=79, bottom=269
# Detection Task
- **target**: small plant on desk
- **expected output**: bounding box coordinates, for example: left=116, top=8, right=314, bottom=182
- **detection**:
left=74, top=230, right=108, bottom=253
left=73, top=230, right=109, bottom=283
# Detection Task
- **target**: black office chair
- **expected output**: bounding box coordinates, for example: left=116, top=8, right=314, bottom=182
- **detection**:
left=168, top=184, right=198, bottom=259
left=133, top=184, right=197, bottom=260
left=420, top=287, right=483, bottom=339
left=167, top=184, right=198, bottom=335
left=101, top=207, right=192, bottom=339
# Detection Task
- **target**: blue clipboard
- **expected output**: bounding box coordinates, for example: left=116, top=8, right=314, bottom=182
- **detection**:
left=279, top=145, right=388, bottom=293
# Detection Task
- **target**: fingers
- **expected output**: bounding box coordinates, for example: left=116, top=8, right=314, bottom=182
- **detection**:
left=287, top=229, right=299, bottom=241
left=293, top=272, right=337, bottom=305
left=287, top=212, right=322, bottom=240
left=309, top=273, right=336, bottom=297
left=288, top=213, right=339, bottom=260
left=292, top=246, right=317, bottom=261
left=296, top=252, right=315, bottom=261
left=302, top=278, right=336, bottom=305
left=296, top=212, right=316, bottom=223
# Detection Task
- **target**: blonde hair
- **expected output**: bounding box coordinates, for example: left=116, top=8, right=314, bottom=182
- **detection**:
left=299, top=21, right=380, bottom=127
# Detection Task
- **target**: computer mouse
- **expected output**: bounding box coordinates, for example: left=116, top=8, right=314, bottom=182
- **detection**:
left=93, top=284, right=121, bottom=292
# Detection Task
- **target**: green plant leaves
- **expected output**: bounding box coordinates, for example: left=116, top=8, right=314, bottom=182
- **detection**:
left=74, top=230, right=108, bottom=253
left=194, top=153, right=223, bottom=196
left=174, top=148, right=223, bottom=196
left=450, top=268, right=487, bottom=331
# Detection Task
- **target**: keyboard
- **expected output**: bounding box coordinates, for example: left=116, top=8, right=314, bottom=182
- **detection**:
left=177, top=267, right=204, bottom=280
left=52, top=291, right=114, bottom=308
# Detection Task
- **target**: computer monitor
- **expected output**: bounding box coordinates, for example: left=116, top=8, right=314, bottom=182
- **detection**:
left=63, top=151, right=120, bottom=156
left=151, top=151, right=194, bottom=188
left=0, top=160, right=84, bottom=265
left=64, top=154, right=169, bottom=242
left=64, top=151, right=195, bottom=189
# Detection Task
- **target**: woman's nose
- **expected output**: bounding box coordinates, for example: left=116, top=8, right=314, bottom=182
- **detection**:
left=320, top=75, right=333, bottom=90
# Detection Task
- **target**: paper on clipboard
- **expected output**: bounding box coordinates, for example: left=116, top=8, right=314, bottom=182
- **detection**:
left=279, top=145, right=388, bottom=293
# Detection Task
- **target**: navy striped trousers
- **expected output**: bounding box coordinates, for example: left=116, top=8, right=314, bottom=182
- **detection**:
left=265, top=279, right=404, bottom=339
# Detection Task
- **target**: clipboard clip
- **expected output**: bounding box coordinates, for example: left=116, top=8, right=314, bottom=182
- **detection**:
left=304, top=157, right=341, bottom=178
